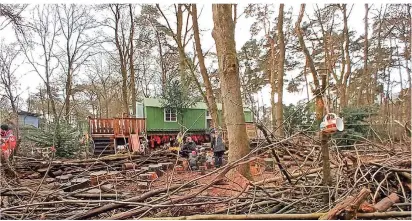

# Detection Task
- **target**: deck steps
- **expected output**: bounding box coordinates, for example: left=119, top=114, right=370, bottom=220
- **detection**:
left=92, top=137, right=115, bottom=156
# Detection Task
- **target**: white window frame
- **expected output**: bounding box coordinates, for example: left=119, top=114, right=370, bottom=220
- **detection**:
left=206, top=110, right=212, bottom=119
left=164, top=108, right=177, bottom=122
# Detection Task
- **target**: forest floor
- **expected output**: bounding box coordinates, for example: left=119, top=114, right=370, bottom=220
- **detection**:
left=0, top=135, right=411, bottom=220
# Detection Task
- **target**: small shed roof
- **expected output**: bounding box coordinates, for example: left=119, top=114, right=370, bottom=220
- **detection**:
left=143, top=98, right=251, bottom=112
left=18, top=111, right=41, bottom=117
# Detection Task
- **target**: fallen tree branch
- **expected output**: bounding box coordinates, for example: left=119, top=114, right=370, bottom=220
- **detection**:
left=141, top=211, right=412, bottom=220
left=106, top=162, right=251, bottom=220
left=373, top=193, right=400, bottom=212
left=319, top=188, right=371, bottom=220
left=253, top=165, right=339, bottom=186
left=69, top=183, right=191, bottom=220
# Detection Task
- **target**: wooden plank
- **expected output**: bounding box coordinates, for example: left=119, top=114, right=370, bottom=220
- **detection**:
left=89, top=117, right=145, bottom=136
left=91, top=134, right=113, bottom=138
left=96, top=119, right=100, bottom=134
left=109, top=119, right=114, bottom=134
left=125, top=119, right=130, bottom=136
left=132, top=120, right=136, bottom=134
left=102, top=119, right=106, bottom=134
left=113, top=119, right=119, bottom=136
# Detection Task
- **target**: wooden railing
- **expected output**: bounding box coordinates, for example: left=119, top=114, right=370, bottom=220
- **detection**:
left=89, top=117, right=145, bottom=137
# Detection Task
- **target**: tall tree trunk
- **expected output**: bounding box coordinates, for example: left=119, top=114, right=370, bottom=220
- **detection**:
left=129, top=4, right=136, bottom=116
left=45, top=68, right=57, bottom=121
left=268, top=38, right=277, bottom=133
left=276, top=4, right=285, bottom=137
left=407, top=4, right=411, bottom=123
left=176, top=4, right=187, bottom=85
left=341, top=4, right=351, bottom=109
left=112, top=5, right=129, bottom=114
left=295, top=4, right=331, bottom=201
left=361, top=4, right=369, bottom=106
left=372, top=5, right=386, bottom=105
left=212, top=4, right=250, bottom=179
left=303, top=59, right=310, bottom=102
left=64, top=67, right=72, bottom=121
left=190, top=4, right=219, bottom=129
left=156, top=30, right=167, bottom=92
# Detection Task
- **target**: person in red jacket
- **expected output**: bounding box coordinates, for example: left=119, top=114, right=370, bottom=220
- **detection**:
left=1, top=124, right=17, bottom=159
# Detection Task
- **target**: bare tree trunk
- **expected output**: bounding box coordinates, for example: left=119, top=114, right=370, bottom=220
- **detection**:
left=64, top=67, right=72, bottom=121
left=155, top=30, right=166, bottom=92
left=268, top=38, right=277, bottom=133
left=45, top=64, right=57, bottom=121
left=295, top=4, right=331, bottom=201
left=129, top=4, right=136, bottom=116
left=276, top=4, right=285, bottom=137
left=111, top=5, right=129, bottom=114
left=341, top=4, right=351, bottom=109
left=407, top=4, right=411, bottom=123
left=212, top=4, right=250, bottom=179
left=190, top=4, right=219, bottom=129
left=304, top=59, right=310, bottom=102
left=372, top=5, right=386, bottom=105
left=176, top=4, right=186, bottom=84
left=361, top=4, right=369, bottom=106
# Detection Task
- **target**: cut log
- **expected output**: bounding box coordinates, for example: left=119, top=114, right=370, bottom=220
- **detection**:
left=122, top=163, right=136, bottom=170
left=149, top=164, right=162, bottom=177
left=373, top=193, right=400, bottom=212
left=52, top=170, right=63, bottom=177
left=319, top=188, right=371, bottom=220
left=101, top=184, right=115, bottom=193
left=358, top=202, right=376, bottom=213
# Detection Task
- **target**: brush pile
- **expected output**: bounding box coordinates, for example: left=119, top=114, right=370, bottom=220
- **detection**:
left=0, top=136, right=410, bottom=220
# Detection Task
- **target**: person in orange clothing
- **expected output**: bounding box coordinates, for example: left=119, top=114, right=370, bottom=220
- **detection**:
left=1, top=124, right=17, bottom=159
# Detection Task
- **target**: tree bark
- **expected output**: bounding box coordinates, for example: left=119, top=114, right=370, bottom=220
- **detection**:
left=129, top=4, right=136, bottom=116
left=155, top=30, right=166, bottom=92
left=407, top=5, right=411, bottom=123
left=341, top=4, right=351, bottom=109
left=212, top=4, right=250, bottom=179
left=275, top=4, right=285, bottom=137
left=360, top=4, right=369, bottom=106
left=112, top=5, right=129, bottom=114
left=295, top=4, right=331, bottom=201
left=319, top=188, right=371, bottom=220
left=176, top=4, right=187, bottom=85
left=373, top=193, right=400, bottom=212
left=268, top=37, right=277, bottom=133
left=190, top=4, right=219, bottom=129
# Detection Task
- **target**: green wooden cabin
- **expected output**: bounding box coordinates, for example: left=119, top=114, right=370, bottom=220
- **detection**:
left=137, top=98, right=253, bottom=134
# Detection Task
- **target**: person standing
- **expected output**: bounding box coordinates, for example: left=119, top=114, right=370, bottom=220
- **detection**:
left=1, top=124, right=16, bottom=160
left=210, top=128, right=225, bottom=168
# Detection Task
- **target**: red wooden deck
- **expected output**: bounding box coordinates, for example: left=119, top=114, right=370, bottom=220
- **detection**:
left=88, top=117, right=146, bottom=138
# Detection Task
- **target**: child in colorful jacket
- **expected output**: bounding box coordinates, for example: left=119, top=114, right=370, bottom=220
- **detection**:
left=1, top=124, right=17, bottom=159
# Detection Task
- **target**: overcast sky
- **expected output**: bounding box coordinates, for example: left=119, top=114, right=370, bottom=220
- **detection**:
left=1, top=3, right=402, bottom=111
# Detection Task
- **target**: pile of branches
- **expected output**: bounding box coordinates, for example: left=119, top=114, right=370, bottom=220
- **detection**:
left=0, top=134, right=411, bottom=220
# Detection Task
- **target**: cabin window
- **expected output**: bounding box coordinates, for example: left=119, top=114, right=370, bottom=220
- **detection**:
left=164, top=108, right=177, bottom=122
